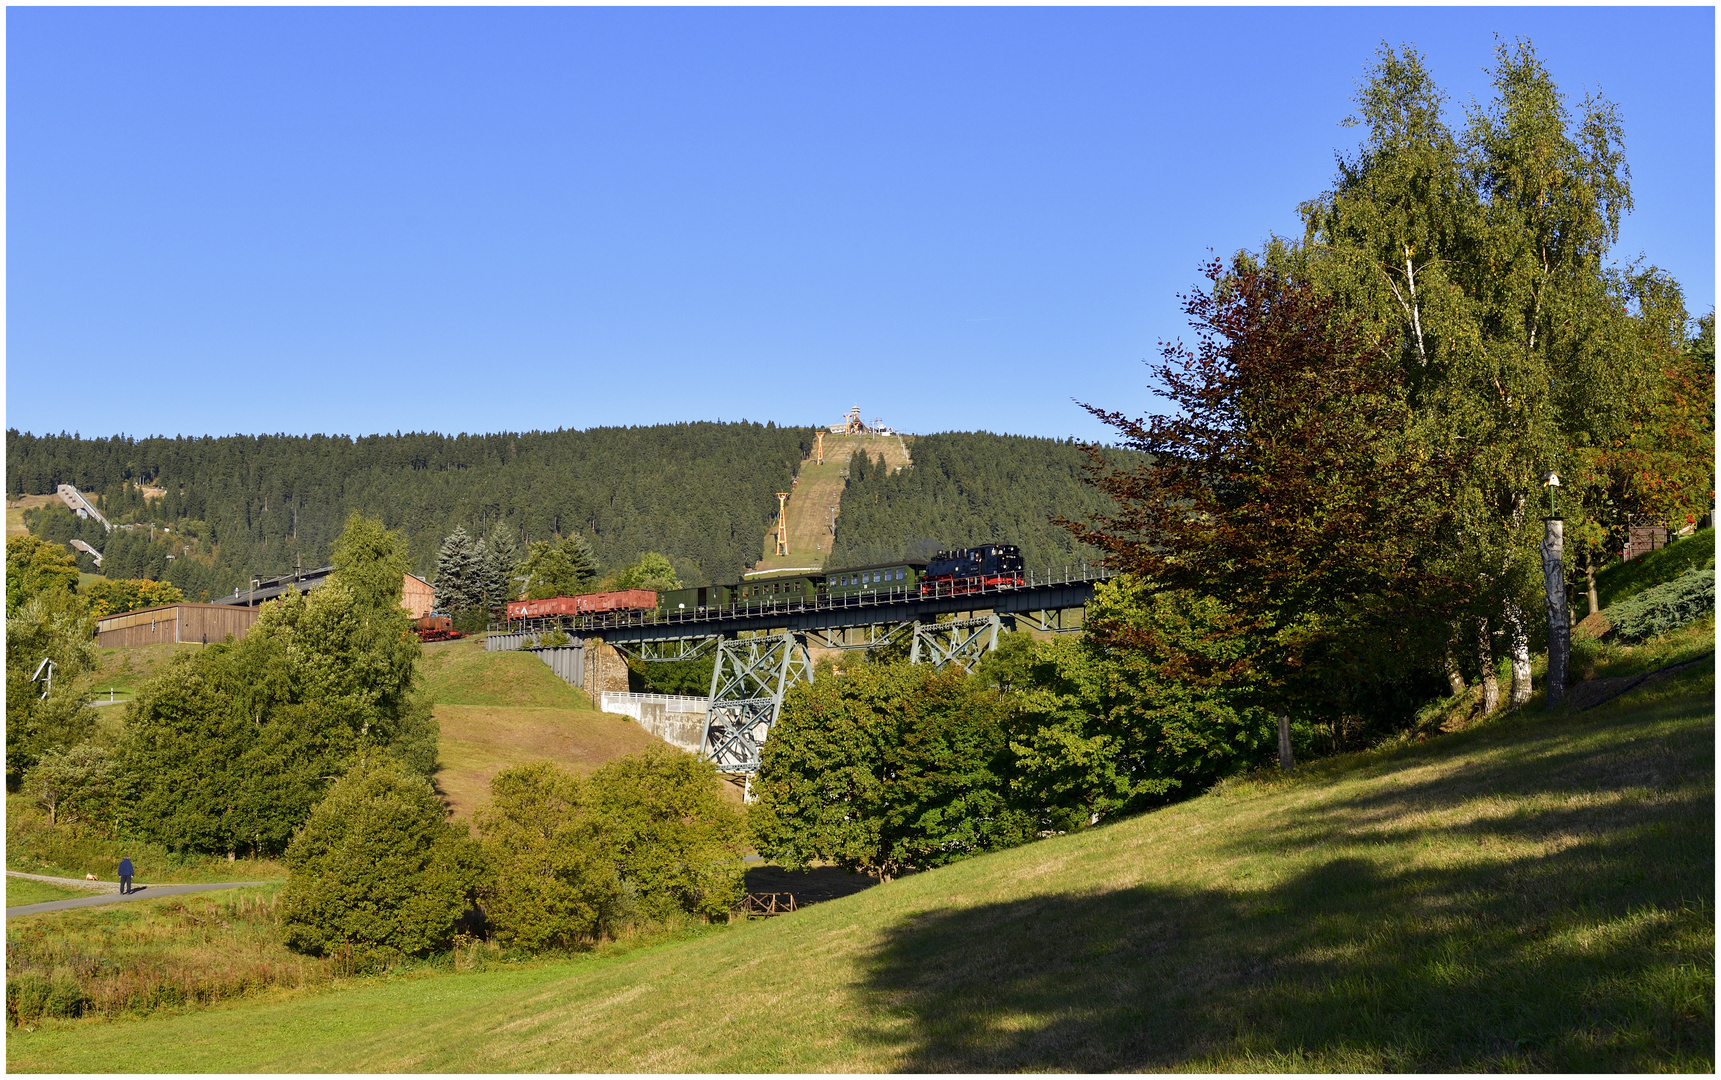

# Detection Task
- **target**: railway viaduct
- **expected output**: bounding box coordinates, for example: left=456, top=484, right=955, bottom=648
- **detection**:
left=489, top=564, right=1111, bottom=787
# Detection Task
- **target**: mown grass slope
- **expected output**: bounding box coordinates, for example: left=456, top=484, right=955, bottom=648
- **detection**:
left=422, top=637, right=662, bottom=819
left=6, top=879, right=94, bottom=907
left=1595, top=526, right=1715, bottom=609
left=12, top=654, right=1711, bottom=1071
left=86, top=643, right=204, bottom=707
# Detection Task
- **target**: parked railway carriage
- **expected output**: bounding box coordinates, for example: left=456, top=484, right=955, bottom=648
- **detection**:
left=824, top=561, right=927, bottom=599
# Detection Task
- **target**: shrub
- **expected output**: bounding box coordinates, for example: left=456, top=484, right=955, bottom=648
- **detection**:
left=996, top=580, right=1276, bottom=832
left=588, top=744, right=746, bottom=920
left=278, top=758, right=483, bottom=967
left=22, top=743, right=115, bottom=827
left=475, top=762, right=625, bottom=950
left=750, top=664, right=1030, bottom=880
left=7, top=967, right=86, bottom=1024
left=1605, top=565, right=1715, bottom=644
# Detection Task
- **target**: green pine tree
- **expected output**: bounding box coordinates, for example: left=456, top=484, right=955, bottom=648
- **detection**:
left=433, top=527, right=480, bottom=614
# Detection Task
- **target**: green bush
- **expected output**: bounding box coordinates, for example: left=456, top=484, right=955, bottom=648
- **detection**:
left=278, top=758, right=483, bottom=967
left=1605, top=565, right=1715, bottom=644
left=475, top=762, right=626, bottom=950
left=588, top=744, right=746, bottom=920
left=750, top=664, right=1030, bottom=880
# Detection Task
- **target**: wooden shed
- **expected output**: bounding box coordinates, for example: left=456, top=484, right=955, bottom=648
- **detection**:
left=402, top=573, right=436, bottom=619
left=96, top=603, right=260, bottom=648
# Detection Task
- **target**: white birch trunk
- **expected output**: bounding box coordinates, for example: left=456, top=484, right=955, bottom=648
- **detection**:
left=1503, top=598, right=1532, bottom=708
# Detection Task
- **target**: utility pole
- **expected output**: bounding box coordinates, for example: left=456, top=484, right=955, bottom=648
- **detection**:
left=775, top=493, right=790, bottom=556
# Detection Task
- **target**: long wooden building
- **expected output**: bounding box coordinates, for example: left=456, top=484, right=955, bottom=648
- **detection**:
left=96, top=603, right=260, bottom=648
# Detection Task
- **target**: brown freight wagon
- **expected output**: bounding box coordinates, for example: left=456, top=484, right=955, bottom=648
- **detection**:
left=96, top=603, right=261, bottom=648
left=505, top=590, right=657, bottom=620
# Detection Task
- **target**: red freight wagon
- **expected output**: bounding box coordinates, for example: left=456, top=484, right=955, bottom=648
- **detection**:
left=505, top=590, right=657, bottom=620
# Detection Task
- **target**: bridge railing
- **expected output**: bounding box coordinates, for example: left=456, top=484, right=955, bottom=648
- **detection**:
left=489, top=563, right=1114, bottom=638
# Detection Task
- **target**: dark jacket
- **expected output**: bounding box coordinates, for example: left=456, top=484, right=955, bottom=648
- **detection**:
left=118, top=858, right=134, bottom=878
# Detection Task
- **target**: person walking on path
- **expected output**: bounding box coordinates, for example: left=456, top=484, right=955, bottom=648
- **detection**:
left=118, top=857, right=134, bottom=895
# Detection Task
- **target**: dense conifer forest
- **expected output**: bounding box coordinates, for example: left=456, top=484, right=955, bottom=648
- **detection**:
left=7, top=424, right=813, bottom=597
left=829, top=432, right=1143, bottom=572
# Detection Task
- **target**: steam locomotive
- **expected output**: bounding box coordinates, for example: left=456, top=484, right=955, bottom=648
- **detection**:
left=502, top=543, right=1026, bottom=622
left=921, top=543, right=1026, bottom=594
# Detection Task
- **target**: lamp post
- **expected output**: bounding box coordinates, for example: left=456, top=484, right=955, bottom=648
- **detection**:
left=1540, top=472, right=1570, bottom=709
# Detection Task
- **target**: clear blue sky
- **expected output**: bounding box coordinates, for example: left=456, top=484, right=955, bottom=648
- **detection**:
left=7, top=7, right=1713, bottom=442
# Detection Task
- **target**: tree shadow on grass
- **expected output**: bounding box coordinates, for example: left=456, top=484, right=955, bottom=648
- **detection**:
left=858, top=700, right=1713, bottom=1072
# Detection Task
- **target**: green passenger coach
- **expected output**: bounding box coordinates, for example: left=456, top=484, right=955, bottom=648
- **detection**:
left=653, top=561, right=930, bottom=617
left=823, top=561, right=926, bottom=599
left=736, top=575, right=819, bottom=603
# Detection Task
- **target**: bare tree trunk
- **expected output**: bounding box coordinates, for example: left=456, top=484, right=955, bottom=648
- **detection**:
left=1504, top=598, right=1532, bottom=708
left=1277, top=714, right=1294, bottom=769
left=1443, top=637, right=1467, bottom=696
left=1584, top=549, right=1600, bottom=616
left=1476, top=618, right=1501, bottom=716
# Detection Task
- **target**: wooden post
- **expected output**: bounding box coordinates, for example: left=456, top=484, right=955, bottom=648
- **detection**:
left=1541, top=517, right=1570, bottom=708
left=1277, top=713, right=1293, bottom=769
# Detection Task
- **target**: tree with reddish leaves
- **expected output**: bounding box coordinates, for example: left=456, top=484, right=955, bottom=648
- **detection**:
left=1064, top=259, right=1466, bottom=747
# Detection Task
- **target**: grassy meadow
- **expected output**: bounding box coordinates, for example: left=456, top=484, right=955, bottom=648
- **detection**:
left=6, top=493, right=58, bottom=537
left=421, top=636, right=662, bottom=818
left=10, top=649, right=1711, bottom=1071
left=86, top=643, right=205, bottom=707
left=7, top=879, right=97, bottom=907
left=6, top=885, right=339, bottom=1027
left=1594, top=527, right=1715, bottom=609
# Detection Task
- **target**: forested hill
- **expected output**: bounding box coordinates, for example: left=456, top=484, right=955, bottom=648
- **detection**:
left=7, top=424, right=813, bottom=597
left=830, top=431, right=1143, bottom=572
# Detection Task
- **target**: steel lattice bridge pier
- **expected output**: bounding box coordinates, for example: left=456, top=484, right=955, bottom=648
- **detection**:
left=493, top=564, right=1113, bottom=779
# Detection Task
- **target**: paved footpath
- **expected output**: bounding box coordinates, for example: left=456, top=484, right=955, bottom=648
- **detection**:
left=6, top=871, right=269, bottom=918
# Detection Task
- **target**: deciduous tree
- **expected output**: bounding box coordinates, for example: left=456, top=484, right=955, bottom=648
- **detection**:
left=279, top=757, right=483, bottom=966
left=1068, top=260, right=1460, bottom=736
left=588, top=745, right=745, bottom=921
left=475, top=762, right=625, bottom=949
left=520, top=534, right=599, bottom=599
left=751, top=664, right=1029, bottom=879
